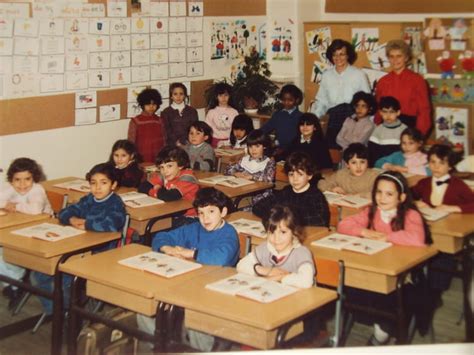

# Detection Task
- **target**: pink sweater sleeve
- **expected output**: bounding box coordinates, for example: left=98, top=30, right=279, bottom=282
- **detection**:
left=337, top=208, right=369, bottom=236
left=387, top=209, right=426, bottom=246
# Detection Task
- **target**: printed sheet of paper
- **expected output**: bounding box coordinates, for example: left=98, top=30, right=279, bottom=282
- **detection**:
left=150, top=63, right=169, bottom=80
left=66, top=72, right=88, bottom=91
left=99, top=104, right=121, bottom=122
left=75, top=108, right=97, bottom=126
left=88, top=35, right=110, bottom=52
left=131, top=65, right=150, bottom=82
left=150, top=33, right=168, bottom=48
left=131, top=34, right=150, bottom=50
left=150, top=0, right=169, bottom=17
left=169, top=32, right=186, bottom=47
left=89, top=69, right=110, bottom=88
left=0, top=56, right=12, bottom=75
left=13, top=56, right=39, bottom=74
left=89, top=52, right=112, bottom=69
left=110, top=51, right=131, bottom=67
left=187, top=32, right=202, bottom=47
left=12, top=222, right=85, bottom=242
left=0, top=38, right=13, bottom=55
left=0, top=3, right=29, bottom=19
left=419, top=207, right=450, bottom=222
left=150, top=17, right=168, bottom=33
left=64, top=18, right=89, bottom=35
left=81, top=3, right=106, bottom=18
left=131, top=17, right=150, bottom=34
left=107, top=0, right=128, bottom=18
left=111, top=67, right=131, bottom=85
left=66, top=54, right=88, bottom=71
left=169, top=17, right=186, bottom=32
left=110, top=34, right=131, bottom=51
left=228, top=218, right=266, bottom=238
left=41, top=36, right=65, bottom=55
left=188, top=1, right=203, bottom=17
left=0, top=18, right=13, bottom=37
left=75, top=91, right=97, bottom=109
left=40, top=74, right=64, bottom=93
left=110, top=18, right=131, bottom=35
left=186, top=17, right=202, bottom=32
left=14, top=18, right=39, bottom=37
left=168, top=47, right=185, bottom=62
left=187, top=62, right=203, bottom=77
left=39, top=19, right=64, bottom=36
left=169, top=0, right=186, bottom=16
left=4, top=73, right=39, bottom=98
left=132, top=49, right=150, bottom=66
left=65, top=35, right=88, bottom=54
left=187, top=47, right=202, bottom=62
left=127, top=102, right=142, bottom=117
left=39, top=55, right=64, bottom=74
left=89, top=19, right=110, bottom=35
left=169, top=62, right=186, bottom=78
left=14, top=37, right=39, bottom=56
left=150, top=48, right=168, bottom=63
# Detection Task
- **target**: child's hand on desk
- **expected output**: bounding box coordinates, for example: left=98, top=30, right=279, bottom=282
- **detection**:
left=4, top=202, right=17, bottom=212
left=361, top=229, right=387, bottom=241
left=267, top=268, right=290, bottom=282
left=435, top=204, right=461, bottom=213
left=69, top=217, right=86, bottom=230
left=234, top=172, right=252, bottom=180
left=161, top=246, right=195, bottom=259
left=331, top=187, right=346, bottom=194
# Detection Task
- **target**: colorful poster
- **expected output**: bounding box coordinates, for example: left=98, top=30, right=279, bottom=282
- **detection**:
left=270, top=18, right=294, bottom=61
left=424, top=18, right=447, bottom=51
left=435, top=106, right=469, bottom=155
left=428, top=78, right=474, bottom=104
left=310, top=61, right=329, bottom=84
left=351, top=28, right=379, bottom=52
left=367, top=43, right=390, bottom=70
left=305, top=26, right=331, bottom=54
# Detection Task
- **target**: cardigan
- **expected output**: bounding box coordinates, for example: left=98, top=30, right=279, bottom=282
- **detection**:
left=205, top=106, right=239, bottom=140
left=336, top=114, right=375, bottom=149
left=128, top=113, right=166, bottom=163
left=374, top=151, right=430, bottom=176
left=152, top=221, right=239, bottom=266
left=261, top=108, right=303, bottom=149
left=337, top=207, right=426, bottom=246
left=412, top=176, right=474, bottom=213
left=317, top=168, right=380, bottom=199
left=113, top=162, right=144, bottom=188
left=285, top=134, right=333, bottom=170
left=161, top=105, right=198, bottom=146
left=0, top=183, right=53, bottom=215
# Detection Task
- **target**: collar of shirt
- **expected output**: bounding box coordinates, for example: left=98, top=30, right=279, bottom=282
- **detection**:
left=93, top=192, right=114, bottom=203
left=382, top=120, right=402, bottom=129
left=171, top=102, right=185, bottom=113
left=433, top=174, right=451, bottom=186
left=267, top=239, right=302, bottom=261
left=283, top=107, right=297, bottom=115
left=292, top=182, right=311, bottom=193
left=378, top=207, right=397, bottom=224
left=235, top=136, right=247, bottom=148
left=192, top=142, right=205, bottom=148
left=300, top=134, right=312, bottom=144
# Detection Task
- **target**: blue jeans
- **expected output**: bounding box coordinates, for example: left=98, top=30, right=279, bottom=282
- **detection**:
left=31, top=272, right=73, bottom=315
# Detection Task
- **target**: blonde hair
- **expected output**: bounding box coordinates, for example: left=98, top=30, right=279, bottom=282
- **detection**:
left=385, top=40, right=412, bottom=62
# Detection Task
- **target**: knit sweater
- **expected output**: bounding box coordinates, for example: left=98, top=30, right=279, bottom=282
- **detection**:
left=317, top=168, right=380, bottom=199
left=284, top=134, right=333, bottom=170
left=205, top=106, right=239, bottom=140
left=113, top=162, right=144, bottom=188
left=337, top=207, right=426, bottom=246
left=128, top=113, right=166, bottom=163
left=0, top=183, right=53, bottom=215
left=262, top=108, right=303, bottom=149
left=152, top=221, right=239, bottom=266
left=161, top=105, right=198, bottom=146
left=58, top=193, right=126, bottom=232
left=253, top=183, right=329, bottom=227
left=368, top=121, right=407, bottom=167
left=183, top=142, right=216, bottom=172
left=336, top=114, right=375, bottom=149
left=374, top=151, right=430, bottom=176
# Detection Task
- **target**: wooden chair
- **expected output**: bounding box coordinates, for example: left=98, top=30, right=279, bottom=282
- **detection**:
left=328, top=204, right=340, bottom=229
left=238, top=233, right=251, bottom=259
left=329, top=149, right=342, bottom=167
left=46, top=190, right=69, bottom=216
left=314, top=258, right=345, bottom=347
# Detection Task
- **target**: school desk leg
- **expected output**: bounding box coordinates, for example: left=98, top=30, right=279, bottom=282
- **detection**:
left=67, top=276, right=84, bottom=355
left=461, top=240, right=473, bottom=342
left=51, top=271, right=64, bottom=355
left=153, top=302, right=168, bottom=352
left=395, top=273, right=408, bottom=344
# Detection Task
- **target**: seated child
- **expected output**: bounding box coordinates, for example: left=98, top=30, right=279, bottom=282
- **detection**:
left=336, top=91, right=376, bottom=150
left=108, top=139, right=144, bottom=187
left=318, top=143, right=380, bottom=198
left=413, top=144, right=474, bottom=213
left=375, top=128, right=430, bottom=176
left=218, top=113, right=254, bottom=149
left=33, top=163, right=127, bottom=315
left=262, top=84, right=303, bottom=151
left=338, top=172, right=431, bottom=345
left=368, top=96, right=407, bottom=167
left=137, top=187, right=240, bottom=351
left=284, top=112, right=333, bottom=170
left=225, top=129, right=275, bottom=206
left=181, top=121, right=216, bottom=171
left=0, top=158, right=52, bottom=305
left=161, top=82, right=199, bottom=146
left=128, top=88, right=165, bottom=163
left=139, top=146, right=199, bottom=218
left=253, top=151, right=329, bottom=227
left=237, top=204, right=315, bottom=289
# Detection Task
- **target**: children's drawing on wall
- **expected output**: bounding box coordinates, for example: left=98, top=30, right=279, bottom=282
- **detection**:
left=311, top=61, right=329, bottom=84
left=424, top=18, right=447, bottom=50
left=361, top=67, right=388, bottom=92
left=188, top=1, right=203, bottom=16
left=403, top=26, right=426, bottom=74
left=448, top=18, right=467, bottom=51
left=459, top=50, right=473, bottom=80
left=270, top=18, right=294, bottom=61
left=367, top=43, right=390, bottom=70
left=435, top=106, right=469, bottom=156
left=428, top=78, right=474, bottom=104
left=351, top=28, right=379, bottom=52
left=305, top=26, right=331, bottom=55
left=210, top=19, right=266, bottom=62
left=437, top=51, right=456, bottom=79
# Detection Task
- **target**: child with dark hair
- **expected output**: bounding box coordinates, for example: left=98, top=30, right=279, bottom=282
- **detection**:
left=284, top=113, right=333, bottom=170
left=139, top=146, right=199, bottom=217
left=108, top=139, right=143, bottom=187
left=368, top=96, right=407, bottom=166
left=205, top=82, right=239, bottom=147
left=225, top=129, right=275, bottom=206
left=262, top=84, right=304, bottom=150
left=238, top=204, right=315, bottom=288
left=219, top=113, right=254, bottom=149
left=375, top=127, right=430, bottom=176
left=162, top=82, right=198, bottom=146
left=336, top=91, right=376, bottom=150
left=181, top=121, right=216, bottom=171
left=413, top=144, right=474, bottom=213
left=318, top=143, right=380, bottom=198
left=137, top=187, right=239, bottom=351
left=253, top=151, right=329, bottom=227
left=128, top=88, right=166, bottom=163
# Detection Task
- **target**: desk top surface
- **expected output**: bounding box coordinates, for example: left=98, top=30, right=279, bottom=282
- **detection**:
left=0, top=211, right=50, bottom=230
left=0, top=219, right=119, bottom=258
left=59, top=244, right=217, bottom=300
left=170, top=267, right=337, bottom=331
left=125, top=198, right=193, bottom=221
left=428, top=213, right=474, bottom=238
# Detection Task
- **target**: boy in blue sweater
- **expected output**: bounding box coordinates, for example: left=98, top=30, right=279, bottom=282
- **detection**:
left=137, top=187, right=239, bottom=350
left=262, top=84, right=303, bottom=151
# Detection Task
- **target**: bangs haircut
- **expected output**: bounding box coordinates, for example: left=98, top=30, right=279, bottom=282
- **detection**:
left=428, top=144, right=460, bottom=168
left=188, top=121, right=213, bottom=143
left=379, top=96, right=401, bottom=111
left=263, top=205, right=305, bottom=243
left=246, top=129, right=272, bottom=156
left=169, top=82, right=188, bottom=99
left=7, top=157, right=44, bottom=183
left=284, top=151, right=316, bottom=176
left=343, top=143, right=369, bottom=163
left=193, top=187, right=232, bottom=212
left=155, top=146, right=190, bottom=168
left=86, top=163, right=118, bottom=183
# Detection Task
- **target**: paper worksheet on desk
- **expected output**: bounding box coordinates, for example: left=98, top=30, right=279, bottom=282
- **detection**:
left=312, top=233, right=392, bottom=255
left=419, top=207, right=451, bottom=222
left=12, top=223, right=85, bottom=242
left=323, top=192, right=371, bottom=208
left=119, top=191, right=164, bottom=208
left=54, top=179, right=91, bottom=193
left=198, top=175, right=254, bottom=188
left=228, top=218, right=266, bottom=239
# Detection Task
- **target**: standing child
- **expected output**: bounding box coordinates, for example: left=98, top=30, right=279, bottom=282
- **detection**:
left=225, top=129, right=275, bottom=206
left=128, top=88, right=166, bottom=163
left=284, top=113, right=333, bottom=170
left=338, top=172, right=430, bottom=345
left=413, top=144, right=474, bottom=213
left=137, top=187, right=239, bottom=352
left=253, top=152, right=329, bottom=227
left=318, top=143, right=380, bottom=199
left=238, top=204, right=315, bottom=288
left=0, top=158, right=52, bottom=306
left=108, top=139, right=144, bottom=188
left=181, top=121, right=216, bottom=172
left=375, top=128, right=430, bottom=176
left=336, top=91, right=376, bottom=150
left=262, top=84, right=304, bottom=151
left=161, top=82, right=198, bottom=146
left=139, top=146, right=199, bottom=218
left=218, top=113, right=254, bottom=149
left=205, top=82, right=239, bottom=147
left=368, top=96, right=407, bottom=166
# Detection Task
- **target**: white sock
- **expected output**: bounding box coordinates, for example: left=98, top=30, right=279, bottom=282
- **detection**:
left=373, top=323, right=389, bottom=343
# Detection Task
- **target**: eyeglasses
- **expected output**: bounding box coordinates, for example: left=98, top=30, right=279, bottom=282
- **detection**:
left=333, top=52, right=348, bottom=58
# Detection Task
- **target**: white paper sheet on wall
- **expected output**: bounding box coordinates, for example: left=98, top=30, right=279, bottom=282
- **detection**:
left=169, top=62, right=186, bottom=78
left=131, top=34, right=150, bottom=50
left=131, top=17, right=150, bottom=34
left=110, top=51, right=131, bottom=67
left=0, top=19, right=14, bottom=37
left=186, top=47, right=202, bottom=62
left=88, top=35, right=110, bottom=52
left=89, top=52, right=111, bottom=69
left=150, top=63, right=169, bottom=80
left=110, top=18, right=131, bottom=35
left=66, top=54, right=88, bottom=71
left=99, top=104, right=120, bottom=122
left=168, top=47, right=185, bottom=62
left=14, top=19, right=39, bottom=37
left=0, top=38, right=13, bottom=55
left=88, top=69, right=110, bottom=88
left=169, top=32, right=186, bottom=47
left=169, top=0, right=186, bottom=17
left=41, top=36, right=65, bottom=55
left=150, top=17, right=168, bottom=33
left=64, top=19, right=89, bottom=35
left=150, top=33, right=168, bottom=48
left=150, top=48, right=168, bottom=63
left=66, top=72, right=88, bottom=90
left=39, top=55, right=65, bottom=74
left=169, top=17, right=186, bottom=32
left=111, top=67, right=131, bottom=85
left=14, top=37, right=40, bottom=56
left=131, top=65, right=150, bottom=83
left=65, top=35, right=88, bottom=54
left=89, top=18, right=110, bottom=35
left=0, top=3, right=30, bottom=19
left=81, top=3, right=106, bottom=18
left=127, top=85, right=147, bottom=102
left=4, top=73, right=39, bottom=98
left=132, top=49, right=150, bottom=66
left=127, top=102, right=142, bottom=117
left=0, top=56, right=12, bottom=74
left=57, top=3, right=82, bottom=19
left=75, top=91, right=97, bottom=109
left=107, top=0, right=128, bottom=18
left=75, top=107, right=96, bottom=125
left=187, top=61, right=203, bottom=77
left=40, top=74, right=64, bottom=93
left=32, top=2, right=55, bottom=19
left=13, top=56, right=39, bottom=74
left=39, top=19, right=65, bottom=36
left=110, top=35, right=131, bottom=51
left=186, top=32, right=202, bottom=47
left=188, top=1, right=203, bottom=17
left=186, top=17, right=202, bottom=32
left=150, top=0, right=169, bottom=17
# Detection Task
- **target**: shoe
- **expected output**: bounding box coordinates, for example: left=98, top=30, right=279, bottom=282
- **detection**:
left=367, top=334, right=390, bottom=346
left=7, top=288, right=25, bottom=310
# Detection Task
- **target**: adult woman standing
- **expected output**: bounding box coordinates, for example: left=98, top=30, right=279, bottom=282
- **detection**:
left=312, top=39, right=370, bottom=148
left=374, top=40, right=431, bottom=136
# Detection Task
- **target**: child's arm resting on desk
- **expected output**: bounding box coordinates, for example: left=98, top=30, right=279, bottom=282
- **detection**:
left=85, top=202, right=126, bottom=232
left=337, top=208, right=369, bottom=236
left=138, top=174, right=163, bottom=197
left=387, top=210, right=426, bottom=246
left=59, top=200, right=86, bottom=225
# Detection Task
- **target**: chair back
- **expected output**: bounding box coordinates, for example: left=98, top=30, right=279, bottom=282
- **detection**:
left=120, top=214, right=131, bottom=247
left=238, top=233, right=250, bottom=259
left=46, top=191, right=68, bottom=216
left=329, top=149, right=342, bottom=165
left=328, top=204, right=340, bottom=228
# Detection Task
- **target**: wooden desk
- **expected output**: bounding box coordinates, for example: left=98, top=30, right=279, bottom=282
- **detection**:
left=195, top=171, right=274, bottom=209
left=0, top=219, right=120, bottom=355
left=170, top=267, right=337, bottom=349
left=0, top=211, right=50, bottom=230
left=215, top=148, right=245, bottom=173
left=41, top=176, right=135, bottom=204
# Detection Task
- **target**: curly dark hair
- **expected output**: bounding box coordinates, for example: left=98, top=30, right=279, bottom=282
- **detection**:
left=427, top=144, right=461, bottom=168
left=7, top=158, right=44, bottom=183
left=351, top=91, right=377, bottom=116
left=207, top=82, right=235, bottom=109
left=326, top=39, right=357, bottom=65
left=284, top=151, right=317, bottom=177
left=137, top=88, right=162, bottom=109
left=278, top=84, right=303, bottom=105
left=193, top=187, right=232, bottom=212
left=155, top=146, right=190, bottom=168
